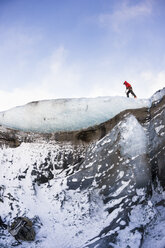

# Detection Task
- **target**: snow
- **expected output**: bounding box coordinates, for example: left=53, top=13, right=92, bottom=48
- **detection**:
left=0, top=147, right=164, bottom=248
left=111, top=180, right=131, bottom=197
left=150, top=87, right=165, bottom=103
left=116, top=171, right=124, bottom=181
left=0, top=142, right=112, bottom=248
left=0, top=96, right=150, bottom=133
left=155, top=125, right=164, bottom=134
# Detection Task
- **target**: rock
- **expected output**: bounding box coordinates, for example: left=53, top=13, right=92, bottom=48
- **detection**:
left=8, top=217, right=35, bottom=242
left=0, top=216, right=7, bottom=229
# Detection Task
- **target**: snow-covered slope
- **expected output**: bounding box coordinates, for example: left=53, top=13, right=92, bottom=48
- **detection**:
left=0, top=96, right=150, bottom=133
left=0, top=88, right=165, bottom=248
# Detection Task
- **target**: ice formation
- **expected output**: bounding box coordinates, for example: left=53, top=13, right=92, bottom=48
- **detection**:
left=0, top=96, right=150, bottom=133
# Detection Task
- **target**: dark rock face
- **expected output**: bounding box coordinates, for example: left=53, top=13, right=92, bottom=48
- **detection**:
left=147, top=97, right=165, bottom=186
left=0, top=91, right=165, bottom=247
left=67, top=115, right=151, bottom=192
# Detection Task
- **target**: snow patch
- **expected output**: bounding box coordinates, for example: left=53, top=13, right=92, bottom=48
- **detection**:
left=155, top=125, right=164, bottom=134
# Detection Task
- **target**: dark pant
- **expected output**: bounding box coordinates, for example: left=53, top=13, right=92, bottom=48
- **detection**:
left=126, top=87, right=136, bottom=98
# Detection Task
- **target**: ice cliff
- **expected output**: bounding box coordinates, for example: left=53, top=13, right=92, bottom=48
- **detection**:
left=0, top=96, right=151, bottom=133
left=0, top=88, right=165, bottom=248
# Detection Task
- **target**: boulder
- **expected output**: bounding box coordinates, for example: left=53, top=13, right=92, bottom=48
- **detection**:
left=8, top=217, right=35, bottom=242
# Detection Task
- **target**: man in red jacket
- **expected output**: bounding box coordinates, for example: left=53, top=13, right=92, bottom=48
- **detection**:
left=123, top=81, right=137, bottom=98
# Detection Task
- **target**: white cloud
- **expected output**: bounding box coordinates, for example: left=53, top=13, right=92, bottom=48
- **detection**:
left=135, top=70, right=165, bottom=98
left=0, top=60, right=164, bottom=111
left=0, top=47, right=85, bottom=111
left=0, top=88, right=52, bottom=111
left=38, top=47, right=82, bottom=96
left=99, top=0, right=153, bottom=32
left=0, top=24, right=164, bottom=112
left=150, top=71, right=165, bottom=93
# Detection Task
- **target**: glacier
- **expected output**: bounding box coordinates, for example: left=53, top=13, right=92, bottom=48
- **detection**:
left=0, top=87, right=164, bottom=133
left=0, top=87, right=165, bottom=248
left=0, top=96, right=151, bottom=133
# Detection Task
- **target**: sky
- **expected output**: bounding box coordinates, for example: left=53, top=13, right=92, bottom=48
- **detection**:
left=0, top=0, right=165, bottom=111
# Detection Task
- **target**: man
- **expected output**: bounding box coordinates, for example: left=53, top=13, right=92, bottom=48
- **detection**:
left=123, top=81, right=137, bottom=98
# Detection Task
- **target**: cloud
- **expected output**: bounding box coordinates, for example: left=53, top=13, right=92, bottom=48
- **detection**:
left=38, top=47, right=82, bottom=96
left=0, top=25, right=87, bottom=110
left=0, top=50, right=164, bottom=111
left=0, top=14, right=163, bottom=111
left=135, top=70, right=165, bottom=98
left=0, top=44, right=126, bottom=111
left=99, top=0, right=153, bottom=32
left=0, top=46, right=85, bottom=111
left=0, top=88, right=53, bottom=111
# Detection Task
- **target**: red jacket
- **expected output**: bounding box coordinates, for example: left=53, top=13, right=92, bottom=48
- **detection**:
left=124, top=81, right=131, bottom=88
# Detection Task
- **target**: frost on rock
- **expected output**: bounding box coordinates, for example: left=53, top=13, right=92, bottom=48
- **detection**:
left=0, top=96, right=150, bottom=133
left=0, top=143, right=111, bottom=248
left=150, top=87, right=165, bottom=104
